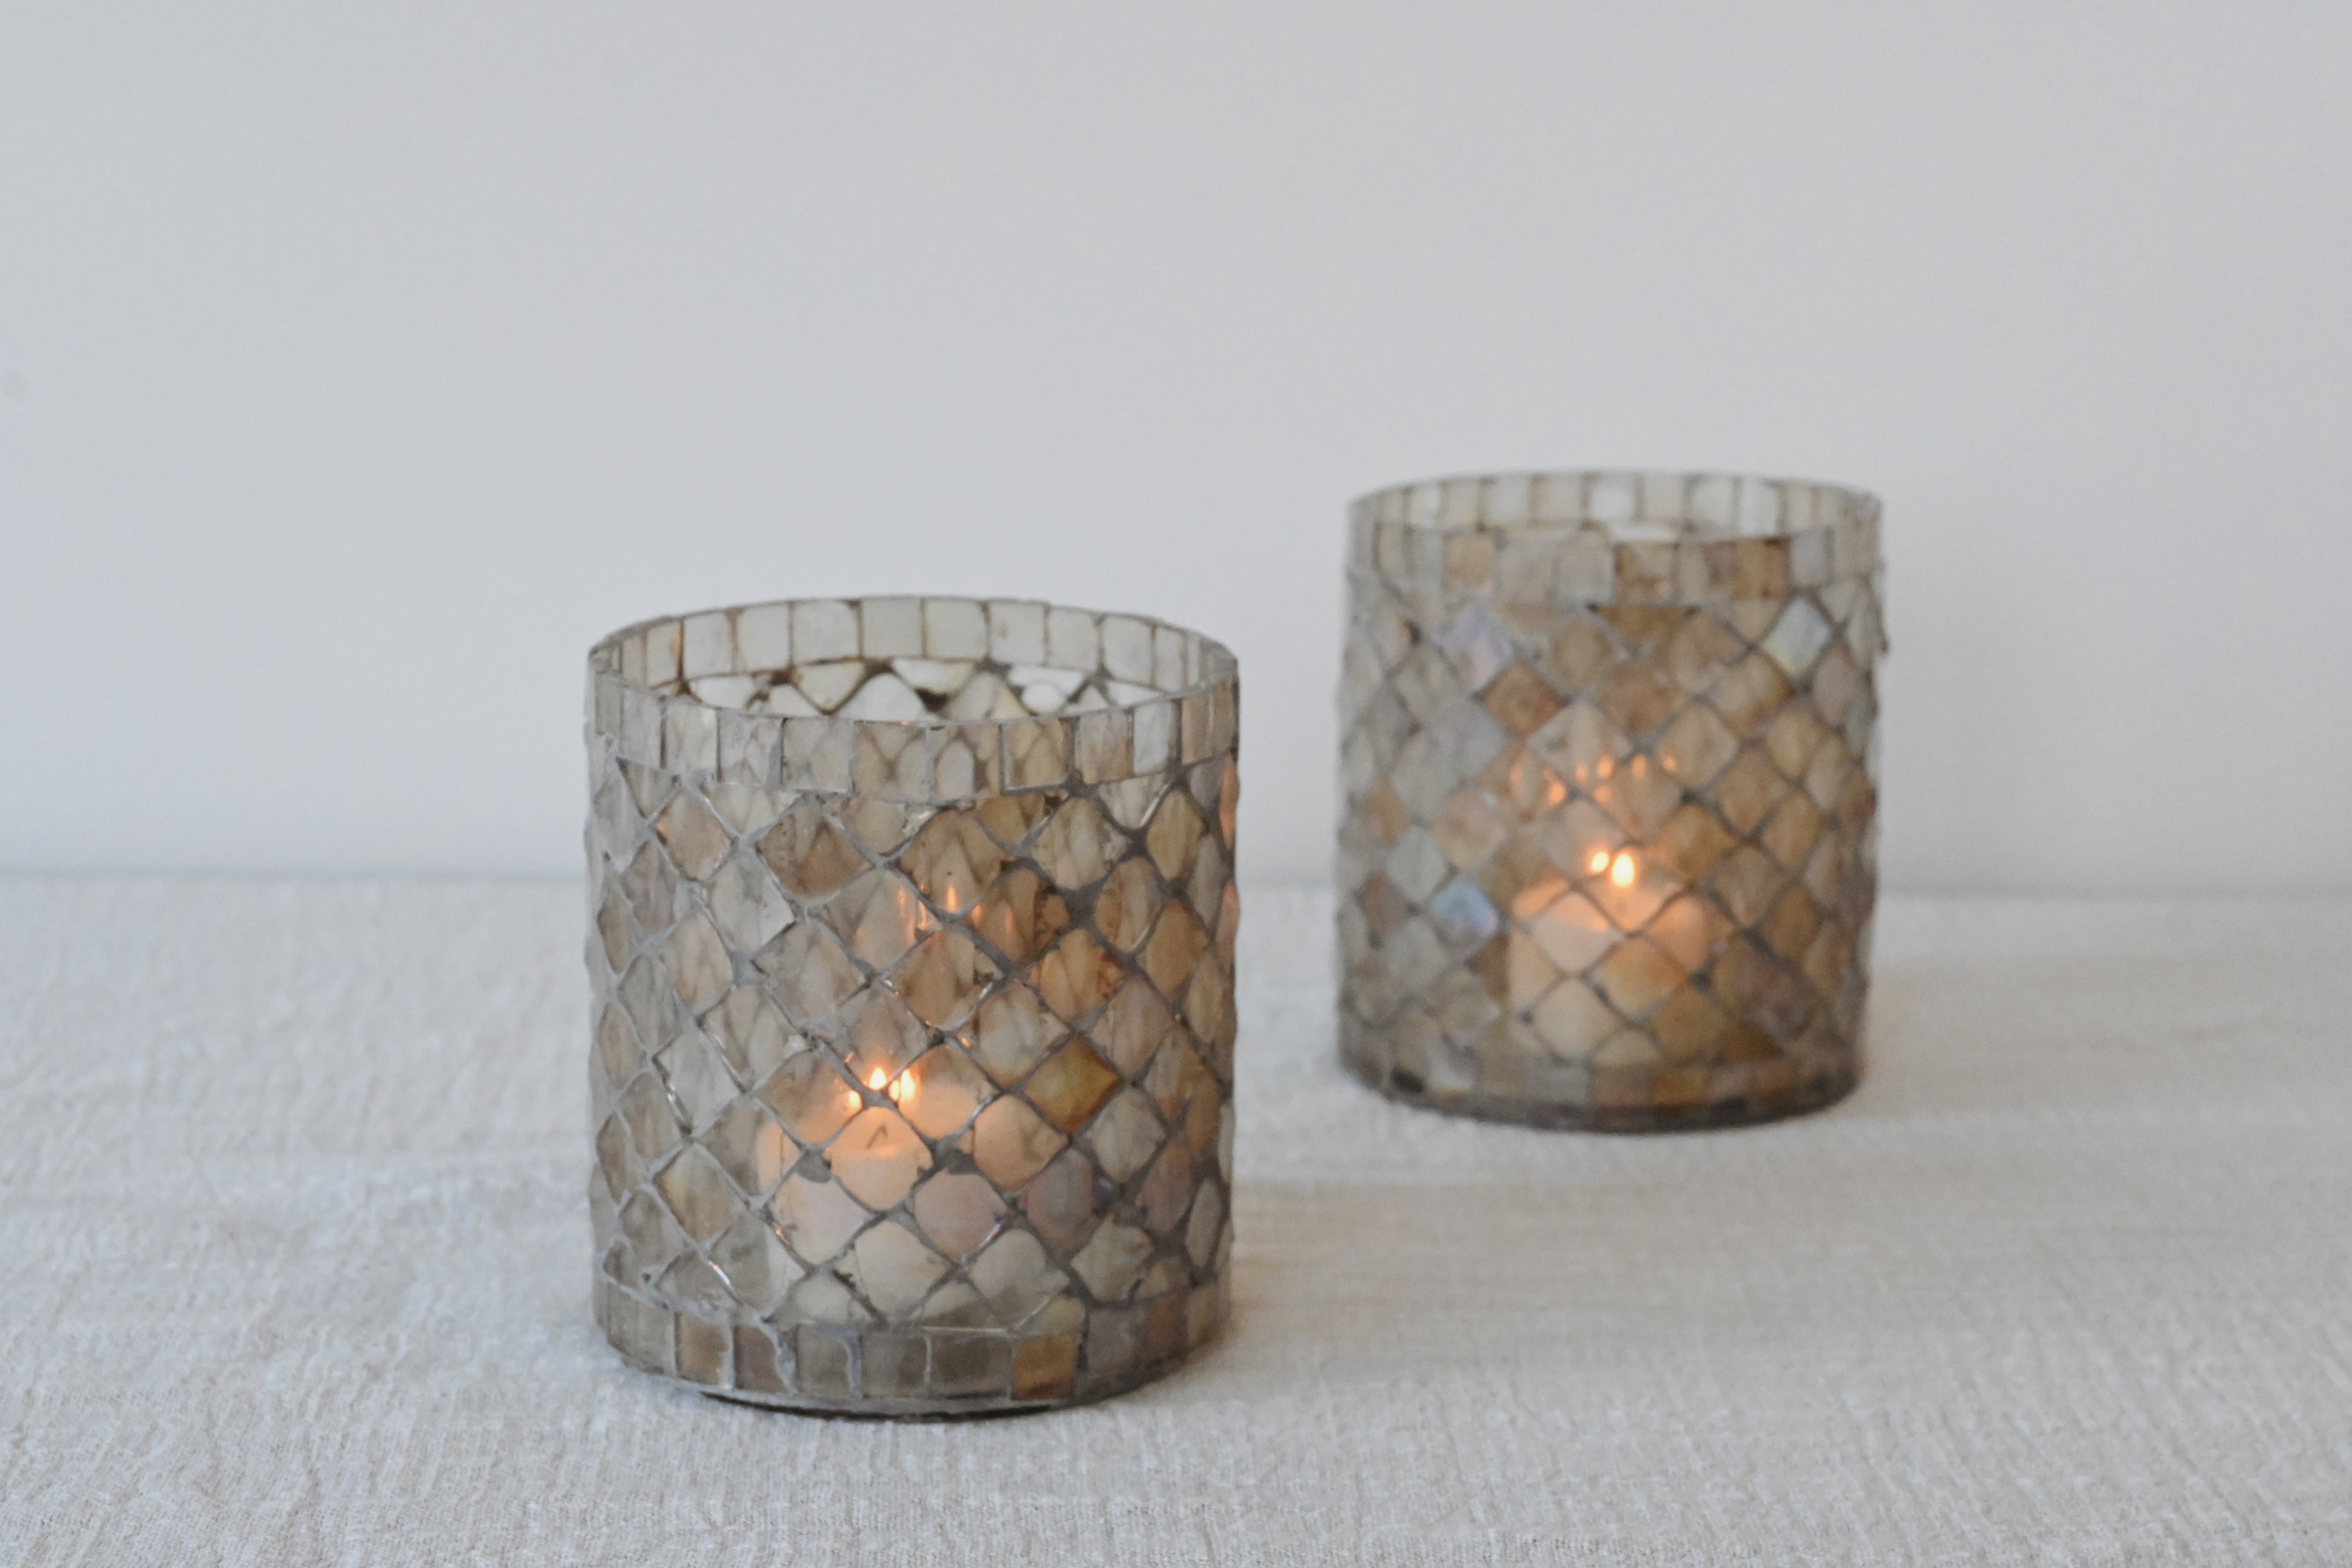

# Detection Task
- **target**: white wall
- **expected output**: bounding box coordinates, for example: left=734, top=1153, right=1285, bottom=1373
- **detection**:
left=4, top=4, right=2348, bottom=890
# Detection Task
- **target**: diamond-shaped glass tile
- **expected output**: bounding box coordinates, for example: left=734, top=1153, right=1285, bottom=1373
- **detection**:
left=824, top=1105, right=930, bottom=1210
left=1091, top=979, right=1172, bottom=1076
left=1035, top=928, right=1122, bottom=1025
left=971, top=1095, right=1066, bottom=1190
left=961, top=984, right=1066, bottom=1086
left=912, top=1172, right=1004, bottom=1261
left=1025, top=1038, right=1121, bottom=1133
left=849, top=1220, right=948, bottom=1317
left=710, top=1213, right=802, bottom=1312
left=1070, top=1222, right=1154, bottom=1304
left=1085, top=1087, right=1165, bottom=1183
left=1094, top=858, right=1165, bottom=953
left=1435, top=599, right=1514, bottom=692
left=888, top=928, right=997, bottom=1029
left=655, top=791, right=732, bottom=880
left=967, top=1229, right=1067, bottom=1325
left=901, top=810, right=1007, bottom=918
left=1426, top=877, right=1500, bottom=950
left=756, top=1051, right=858, bottom=1148
left=968, top=867, right=1067, bottom=965
left=706, top=852, right=794, bottom=954
left=897, top=1044, right=989, bottom=1141
left=654, top=1145, right=738, bottom=1244
left=1144, top=792, right=1206, bottom=883
left=1138, top=906, right=1206, bottom=1001
left=1022, top=1147, right=1103, bottom=1246
left=770, top=1172, right=871, bottom=1265
left=654, top=1029, right=735, bottom=1133
left=702, top=1096, right=789, bottom=1199
left=1761, top=598, right=1833, bottom=675
left=756, top=802, right=868, bottom=902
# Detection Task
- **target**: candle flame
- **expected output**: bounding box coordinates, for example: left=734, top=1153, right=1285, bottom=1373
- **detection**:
left=1586, top=849, right=1611, bottom=876
left=867, top=1067, right=888, bottom=1090
left=888, top=1073, right=915, bottom=1108
left=1609, top=851, right=1638, bottom=890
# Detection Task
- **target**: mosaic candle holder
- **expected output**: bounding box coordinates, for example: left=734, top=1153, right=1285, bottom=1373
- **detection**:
left=585, top=597, right=1239, bottom=1414
left=1336, top=472, right=1885, bottom=1130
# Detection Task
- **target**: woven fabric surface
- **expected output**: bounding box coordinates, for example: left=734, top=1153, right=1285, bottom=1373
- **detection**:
left=2, top=879, right=2347, bottom=1566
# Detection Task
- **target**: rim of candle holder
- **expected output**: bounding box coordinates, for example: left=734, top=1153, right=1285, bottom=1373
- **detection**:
left=587, top=595, right=1241, bottom=804
left=1348, top=469, right=1882, bottom=609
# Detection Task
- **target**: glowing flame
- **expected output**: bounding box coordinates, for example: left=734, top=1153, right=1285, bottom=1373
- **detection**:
left=1586, top=849, right=1612, bottom=876
left=860, top=1064, right=916, bottom=1109
left=1609, top=851, right=1638, bottom=890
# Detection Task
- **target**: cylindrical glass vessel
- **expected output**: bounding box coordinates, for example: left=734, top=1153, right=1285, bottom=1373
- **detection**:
left=1336, top=472, right=1884, bottom=1130
left=585, top=597, right=1239, bottom=1414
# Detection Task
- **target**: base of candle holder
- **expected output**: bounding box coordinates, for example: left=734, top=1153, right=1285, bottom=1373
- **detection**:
left=595, top=1274, right=1226, bottom=1418
left=1339, top=1021, right=1860, bottom=1133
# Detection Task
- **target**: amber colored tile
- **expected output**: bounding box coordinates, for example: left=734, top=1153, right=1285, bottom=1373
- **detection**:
left=757, top=803, right=868, bottom=901
left=1707, top=749, right=1791, bottom=835
left=1712, top=845, right=1789, bottom=928
left=1146, top=792, right=1208, bottom=883
left=1033, top=798, right=1121, bottom=890
left=1652, top=804, right=1737, bottom=882
left=1035, top=928, right=1123, bottom=1024
left=1593, top=659, right=1682, bottom=739
left=1356, top=777, right=1411, bottom=847
left=1013, top=1333, right=1079, bottom=1400
left=1540, top=616, right=1618, bottom=692
left=1649, top=985, right=1732, bottom=1063
left=968, top=868, right=1069, bottom=966
left=1093, top=859, right=1165, bottom=953
left=973, top=793, right=1053, bottom=853
left=1481, top=663, right=1563, bottom=737
left=675, top=1313, right=730, bottom=1386
left=1760, top=794, right=1825, bottom=876
left=1356, top=871, right=1412, bottom=943
left=1025, top=1038, right=1121, bottom=1132
left=1140, top=905, right=1207, bottom=1001
left=1656, top=703, right=1739, bottom=787
left=1659, top=612, right=1743, bottom=692
left=1594, top=937, right=1684, bottom=1018
left=901, top=811, right=1008, bottom=917
left=1092, top=979, right=1173, bottom=1076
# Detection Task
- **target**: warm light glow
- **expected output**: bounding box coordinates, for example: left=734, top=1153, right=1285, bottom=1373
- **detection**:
left=841, top=1088, right=860, bottom=1113
left=1609, top=851, right=1638, bottom=889
left=888, top=1073, right=915, bottom=1108
left=867, top=1067, right=888, bottom=1091
left=1586, top=849, right=1612, bottom=876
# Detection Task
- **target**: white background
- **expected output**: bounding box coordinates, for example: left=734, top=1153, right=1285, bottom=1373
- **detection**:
left=3, top=4, right=2347, bottom=890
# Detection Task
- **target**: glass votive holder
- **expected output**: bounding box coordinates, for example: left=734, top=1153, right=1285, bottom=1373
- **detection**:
left=584, top=597, right=1239, bottom=1415
left=1335, top=472, right=1885, bottom=1130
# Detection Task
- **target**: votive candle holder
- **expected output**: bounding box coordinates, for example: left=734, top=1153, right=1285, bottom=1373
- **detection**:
left=1335, top=472, right=1884, bottom=1130
left=585, top=596, right=1239, bottom=1414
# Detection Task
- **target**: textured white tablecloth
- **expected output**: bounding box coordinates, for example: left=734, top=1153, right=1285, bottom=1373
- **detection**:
left=3, top=880, right=2348, bottom=1565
